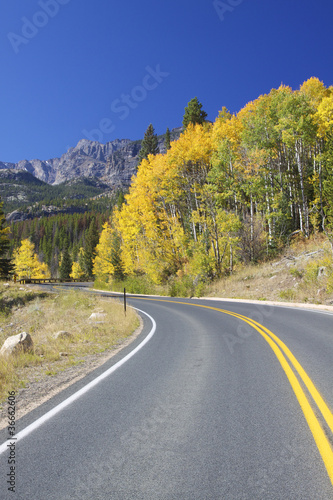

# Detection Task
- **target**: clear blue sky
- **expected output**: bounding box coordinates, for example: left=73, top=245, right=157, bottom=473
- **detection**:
left=1, top=0, right=333, bottom=163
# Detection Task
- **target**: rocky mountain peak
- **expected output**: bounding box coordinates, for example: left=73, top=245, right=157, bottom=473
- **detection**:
left=0, top=128, right=182, bottom=188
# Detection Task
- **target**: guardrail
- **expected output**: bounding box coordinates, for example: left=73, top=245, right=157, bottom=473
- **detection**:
left=18, top=278, right=88, bottom=284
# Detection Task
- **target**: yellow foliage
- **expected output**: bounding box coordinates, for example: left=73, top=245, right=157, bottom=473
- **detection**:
left=115, top=121, right=242, bottom=282
left=316, top=95, right=333, bottom=136
left=70, top=261, right=84, bottom=279
left=212, top=113, right=242, bottom=149
left=299, top=77, right=327, bottom=108
left=13, top=239, right=50, bottom=279
left=93, top=222, right=115, bottom=278
left=168, top=123, right=213, bottom=168
left=113, top=78, right=333, bottom=286
left=115, top=128, right=215, bottom=282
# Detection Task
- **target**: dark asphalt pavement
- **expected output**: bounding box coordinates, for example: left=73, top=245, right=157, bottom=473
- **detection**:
left=0, top=295, right=333, bottom=499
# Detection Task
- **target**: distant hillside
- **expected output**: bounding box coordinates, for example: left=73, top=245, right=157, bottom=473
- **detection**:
left=0, top=170, right=114, bottom=219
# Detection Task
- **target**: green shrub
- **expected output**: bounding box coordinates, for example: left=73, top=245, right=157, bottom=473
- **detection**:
left=194, top=281, right=207, bottom=297
left=93, top=279, right=110, bottom=291
left=279, top=289, right=296, bottom=301
left=167, top=275, right=207, bottom=298
left=168, top=275, right=194, bottom=297
left=104, top=275, right=157, bottom=295
left=304, top=261, right=321, bottom=283
left=304, top=257, right=332, bottom=289
left=289, top=267, right=303, bottom=278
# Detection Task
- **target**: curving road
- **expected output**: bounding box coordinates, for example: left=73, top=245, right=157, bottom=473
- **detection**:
left=0, top=293, right=333, bottom=499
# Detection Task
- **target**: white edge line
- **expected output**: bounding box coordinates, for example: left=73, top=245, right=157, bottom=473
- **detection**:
left=0, top=307, right=156, bottom=456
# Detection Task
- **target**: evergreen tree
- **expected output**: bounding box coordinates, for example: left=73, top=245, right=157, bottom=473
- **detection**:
left=78, top=247, right=86, bottom=276
left=182, top=97, right=208, bottom=129
left=110, top=232, right=124, bottom=281
left=83, top=219, right=99, bottom=278
left=138, top=124, right=159, bottom=165
left=117, top=190, right=125, bottom=207
left=59, top=245, right=72, bottom=280
left=0, top=198, right=13, bottom=277
left=164, top=127, right=171, bottom=150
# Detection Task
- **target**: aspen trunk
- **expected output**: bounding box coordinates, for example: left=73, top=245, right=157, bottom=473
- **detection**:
left=295, top=141, right=309, bottom=237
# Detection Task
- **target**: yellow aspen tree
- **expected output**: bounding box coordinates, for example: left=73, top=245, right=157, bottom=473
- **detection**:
left=299, top=77, right=328, bottom=110
left=32, top=255, right=50, bottom=279
left=115, top=151, right=188, bottom=283
left=316, top=94, right=333, bottom=137
left=70, top=262, right=84, bottom=280
left=13, top=239, right=50, bottom=279
left=93, top=222, right=115, bottom=280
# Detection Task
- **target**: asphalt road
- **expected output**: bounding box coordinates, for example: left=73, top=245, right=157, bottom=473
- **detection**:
left=1, top=293, right=333, bottom=499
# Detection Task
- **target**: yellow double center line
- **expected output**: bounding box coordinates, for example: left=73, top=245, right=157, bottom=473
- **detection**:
left=136, top=297, right=333, bottom=486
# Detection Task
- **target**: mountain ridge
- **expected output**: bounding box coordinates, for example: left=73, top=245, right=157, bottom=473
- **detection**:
left=0, top=128, right=182, bottom=187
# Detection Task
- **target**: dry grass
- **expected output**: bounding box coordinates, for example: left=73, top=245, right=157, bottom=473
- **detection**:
left=207, top=234, right=333, bottom=305
left=0, top=285, right=139, bottom=403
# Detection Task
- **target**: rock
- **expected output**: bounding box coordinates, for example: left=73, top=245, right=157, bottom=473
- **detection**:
left=305, top=250, right=323, bottom=258
left=53, top=331, right=73, bottom=340
left=318, top=267, right=327, bottom=278
left=0, top=332, right=34, bottom=356
left=89, top=312, right=107, bottom=321
left=5, top=209, right=31, bottom=223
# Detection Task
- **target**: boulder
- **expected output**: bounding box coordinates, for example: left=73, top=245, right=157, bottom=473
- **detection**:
left=53, top=330, right=73, bottom=340
left=89, top=312, right=107, bottom=321
left=0, top=332, right=34, bottom=356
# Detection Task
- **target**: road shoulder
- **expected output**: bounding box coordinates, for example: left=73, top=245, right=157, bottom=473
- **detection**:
left=0, top=314, right=143, bottom=431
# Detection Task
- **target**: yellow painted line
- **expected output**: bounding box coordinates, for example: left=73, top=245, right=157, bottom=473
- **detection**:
left=225, top=311, right=333, bottom=436
left=134, top=296, right=333, bottom=486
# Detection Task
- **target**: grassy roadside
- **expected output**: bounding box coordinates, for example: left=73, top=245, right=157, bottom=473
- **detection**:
left=0, top=284, right=139, bottom=404
left=207, top=234, right=333, bottom=304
